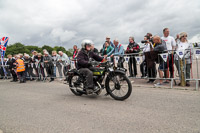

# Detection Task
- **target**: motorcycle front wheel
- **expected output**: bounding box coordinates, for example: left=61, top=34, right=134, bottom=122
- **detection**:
left=105, top=73, right=132, bottom=101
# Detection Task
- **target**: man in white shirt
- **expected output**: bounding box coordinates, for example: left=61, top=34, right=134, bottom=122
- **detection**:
left=161, top=28, right=176, bottom=81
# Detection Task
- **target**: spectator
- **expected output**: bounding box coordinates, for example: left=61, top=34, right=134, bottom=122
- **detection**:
left=19, top=53, right=24, bottom=60
left=111, top=39, right=124, bottom=68
left=144, top=35, right=157, bottom=83
left=161, top=28, right=176, bottom=80
left=32, top=51, right=38, bottom=77
left=24, top=54, right=35, bottom=80
left=103, top=36, right=115, bottom=48
left=7, top=55, right=18, bottom=82
left=44, top=51, right=54, bottom=82
left=15, top=55, right=26, bottom=83
left=175, top=34, right=180, bottom=44
left=140, top=35, right=154, bottom=80
left=72, top=45, right=78, bottom=59
left=0, top=58, right=4, bottom=79
left=125, top=36, right=140, bottom=77
left=43, top=49, right=48, bottom=55
left=52, top=51, right=62, bottom=79
left=146, top=33, right=153, bottom=44
left=153, top=35, right=167, bottom=87
left=175, top=32, right=193, bottom=86
left=58, top=51, right=70, bottom=80
left=101, top=41, right=114, bottom=58
left=35, top=53, right=45, bottom=81
left=4, top=57, right=11, bottom=78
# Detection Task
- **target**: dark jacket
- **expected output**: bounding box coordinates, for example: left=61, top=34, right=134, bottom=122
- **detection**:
left=145, top=51, right=159, bottom=68
left=153, top=40, right=167, bottom=52
left=126, top=42, right=140, bottom=55
left=34, top=56, right=44, bottom=68
left=153, top=40, right=167, bottom=63
left=8, top=58, right=16, bottom=69
left=24, top=57, right=33, bottom=68
left=77, top=48, right=103, bottom=69
left=43, top=55, right=53, bottom=68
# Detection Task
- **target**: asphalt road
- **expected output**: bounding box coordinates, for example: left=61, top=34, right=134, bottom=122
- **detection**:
left=0, top=80, right=200, bottom=133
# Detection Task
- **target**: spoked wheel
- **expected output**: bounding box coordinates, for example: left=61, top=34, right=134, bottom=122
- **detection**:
left=69, top=75, right=84, bottom=96
left=106, top=73, right=132, bottom=101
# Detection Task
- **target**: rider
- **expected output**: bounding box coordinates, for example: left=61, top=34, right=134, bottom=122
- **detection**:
left=77, top=39, right=103, bottom=93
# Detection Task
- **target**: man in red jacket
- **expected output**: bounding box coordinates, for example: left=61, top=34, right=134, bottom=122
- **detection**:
left=125, top=36, right=140, bottom=77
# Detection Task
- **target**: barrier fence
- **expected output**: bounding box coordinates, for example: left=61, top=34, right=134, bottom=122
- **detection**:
left=0, top=48, right=200, bottom=90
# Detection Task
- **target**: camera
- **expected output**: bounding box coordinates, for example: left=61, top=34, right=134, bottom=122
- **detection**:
left=141, top=40, right=148, bottom=43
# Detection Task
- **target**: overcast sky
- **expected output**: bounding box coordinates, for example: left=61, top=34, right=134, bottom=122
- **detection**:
left=0, top=0, right=200, bottom=50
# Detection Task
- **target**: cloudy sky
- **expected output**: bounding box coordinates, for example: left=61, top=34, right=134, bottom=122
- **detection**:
left=0, top=0, right=200, bottom=50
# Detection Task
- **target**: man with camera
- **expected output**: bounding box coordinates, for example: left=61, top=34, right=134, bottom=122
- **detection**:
left=140, top=35, right=155, bottom=82
left=125, top=36, right=140, bottom=77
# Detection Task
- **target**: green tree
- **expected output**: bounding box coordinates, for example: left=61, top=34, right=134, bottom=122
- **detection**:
left=6, top=42, right=29, bottom=56
left=26, top=45, right=42, bottom=54
left=5, top=43, right=74, bottom=57
left=66, top=51, right=73, bottom=57
left=53, top=46, right=67, bottom=53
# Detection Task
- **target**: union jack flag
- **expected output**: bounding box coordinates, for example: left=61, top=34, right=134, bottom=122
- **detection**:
left=0, top=37, right=9, bottom=76
left=0, top=37, right=9, bottom=59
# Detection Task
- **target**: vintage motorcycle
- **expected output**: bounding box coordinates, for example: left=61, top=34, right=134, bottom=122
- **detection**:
left=67, top=59, right=132, bottom=101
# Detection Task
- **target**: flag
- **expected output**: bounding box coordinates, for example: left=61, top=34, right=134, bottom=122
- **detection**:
left=135, top=56, right=142, bottom=64
left=159, top=53, right=168, bottom=62
left=177, top=50, right=185, bottom=59
left=194, top=49, right=200, bottom=59
left=0, top=37, right=9, bottom=58
left=0, top=37, right=9, bottom=75
left=114, top=56, right=119, bottom=63
left=125, top=57, right=130, bottom=63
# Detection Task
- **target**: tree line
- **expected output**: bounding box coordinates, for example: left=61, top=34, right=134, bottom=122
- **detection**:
left=5, top=42, right=73, bottom=57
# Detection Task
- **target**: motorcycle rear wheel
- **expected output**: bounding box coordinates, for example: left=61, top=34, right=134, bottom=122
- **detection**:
left=68, top=75, right=84, bottom=96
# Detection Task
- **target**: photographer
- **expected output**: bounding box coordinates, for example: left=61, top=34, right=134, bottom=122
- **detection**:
left=146, top=33, right=153, bottom=44
left=140, top=35, right=154, bottom=80
left=125, top=36, right=140, bottom=77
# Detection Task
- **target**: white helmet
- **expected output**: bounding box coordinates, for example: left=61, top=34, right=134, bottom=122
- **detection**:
left=81, top=39, right=93, bottom=49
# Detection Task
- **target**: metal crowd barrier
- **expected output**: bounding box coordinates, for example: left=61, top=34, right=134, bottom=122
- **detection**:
left=110, top=48, right=200, bottom=90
